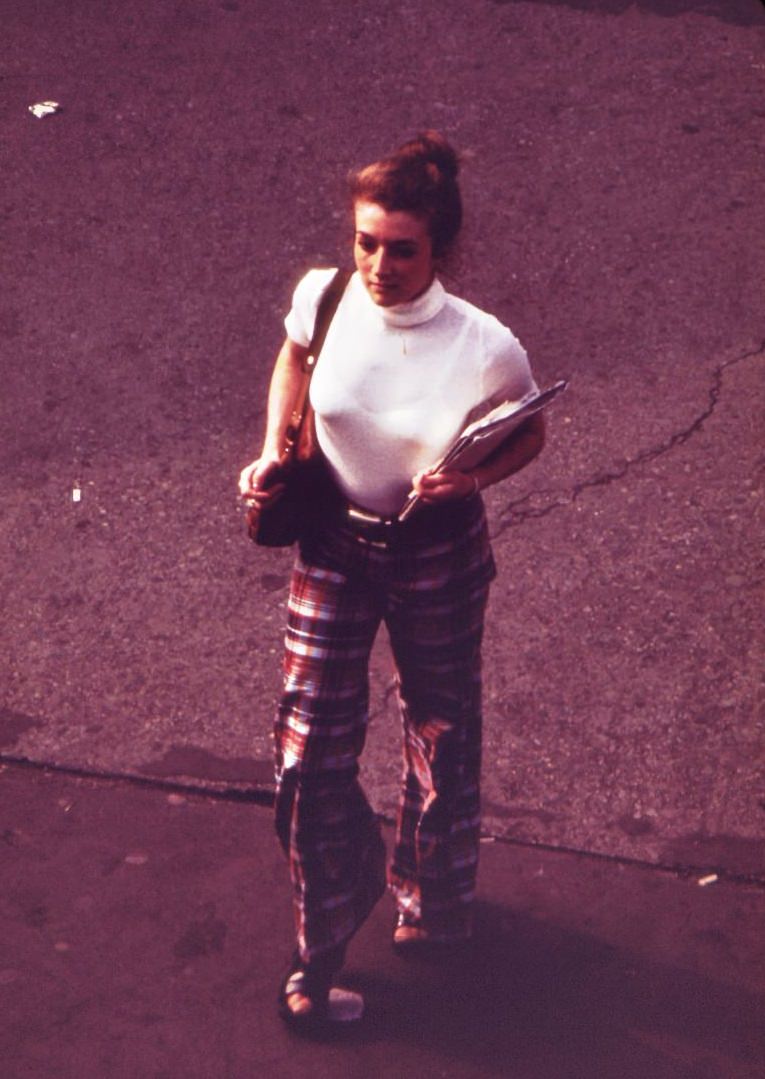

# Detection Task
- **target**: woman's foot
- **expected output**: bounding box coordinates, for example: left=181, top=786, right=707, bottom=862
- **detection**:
left=278, top=952, right=332, bottom=1027
left=277, top=947, right=345, bottom=1029
left=392, top=913, right=472, bottom=955
left=394, top=910, right=435, bottom=953
left=392, top=915, right=430, bottom=950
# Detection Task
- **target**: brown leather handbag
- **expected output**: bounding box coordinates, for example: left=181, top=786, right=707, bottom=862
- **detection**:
left=246, top=269, right=351, bottom=547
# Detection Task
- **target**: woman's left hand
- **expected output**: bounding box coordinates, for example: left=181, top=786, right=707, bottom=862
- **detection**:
left=412, top=468, right=478, bottom=503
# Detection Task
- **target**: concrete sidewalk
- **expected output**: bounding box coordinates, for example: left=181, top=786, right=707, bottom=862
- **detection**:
left=2, top=764, right=762, bottom=1079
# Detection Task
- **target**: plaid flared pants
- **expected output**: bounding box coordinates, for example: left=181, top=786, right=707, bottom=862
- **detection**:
left=274, top=498, right=495, bottom=963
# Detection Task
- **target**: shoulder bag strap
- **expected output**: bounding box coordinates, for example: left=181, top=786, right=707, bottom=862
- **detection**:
left=285, top=268, right=352, bottom=456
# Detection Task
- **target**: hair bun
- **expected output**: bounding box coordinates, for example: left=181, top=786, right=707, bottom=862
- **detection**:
left=401, top=130, right=460, bottom=181
left=348, top=130, right=463, bottom=259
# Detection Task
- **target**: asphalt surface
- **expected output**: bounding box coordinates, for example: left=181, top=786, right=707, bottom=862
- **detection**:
left=1, top=1, right=764, bottom=1070
left=2, top=0, right=763, bottom=870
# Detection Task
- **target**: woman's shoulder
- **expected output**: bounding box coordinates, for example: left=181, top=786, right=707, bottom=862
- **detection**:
left=285, top=267, right=342, bottom=347
left=291, top=266, right=340, bottom=304
left=442, top=289, right=522, bottom=352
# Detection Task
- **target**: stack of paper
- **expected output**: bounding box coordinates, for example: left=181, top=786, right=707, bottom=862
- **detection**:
left=398, top=379, right=567, bottom=521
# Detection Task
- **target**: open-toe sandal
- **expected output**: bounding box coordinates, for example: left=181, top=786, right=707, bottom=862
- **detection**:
left=392, top=913, right=471, bottom=956
left=277, top=950, right=337, bottom=1030
left=392, top=913, right=432, bottom=953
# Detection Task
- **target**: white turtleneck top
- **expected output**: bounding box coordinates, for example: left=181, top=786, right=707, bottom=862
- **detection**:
left=284, top=268, right=536, bottom=515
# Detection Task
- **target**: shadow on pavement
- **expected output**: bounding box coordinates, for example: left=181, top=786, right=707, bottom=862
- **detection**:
left=348, top=900, right=763, bottom=1078
left=490, top=0, right=764, bottom=28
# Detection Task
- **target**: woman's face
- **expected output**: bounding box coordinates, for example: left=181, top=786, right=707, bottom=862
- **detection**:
left=353, top=201, right=435, bottom=307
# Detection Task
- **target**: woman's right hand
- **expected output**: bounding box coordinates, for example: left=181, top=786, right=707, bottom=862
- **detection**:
left=238, top=454, right=285, bottom=507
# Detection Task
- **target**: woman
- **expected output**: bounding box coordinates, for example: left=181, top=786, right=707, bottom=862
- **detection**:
left=238, top=132, right=545, bottom=1027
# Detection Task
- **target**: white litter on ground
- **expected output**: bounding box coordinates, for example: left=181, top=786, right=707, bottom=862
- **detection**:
left=29, top=101, right=61, bottom=118
left=697, top=874, right=719, bottom=887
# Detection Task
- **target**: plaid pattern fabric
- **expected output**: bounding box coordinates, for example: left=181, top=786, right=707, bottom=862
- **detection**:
left=274, top=499, right=495, bottom=962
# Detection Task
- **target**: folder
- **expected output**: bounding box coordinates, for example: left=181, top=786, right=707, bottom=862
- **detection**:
left=398, top=379, right=568, bottom=522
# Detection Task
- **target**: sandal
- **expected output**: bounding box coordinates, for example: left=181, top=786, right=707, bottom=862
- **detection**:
left=277, top=948, right=342, bottom=1030
left=392, top=913, right=471, bottom=955
left=392, top=913, right=432, bottom=953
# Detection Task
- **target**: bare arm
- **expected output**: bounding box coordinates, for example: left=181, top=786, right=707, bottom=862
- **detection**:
left=413, top=412, right=546, bottom=503
left=238, top=336, right=310, bottom=502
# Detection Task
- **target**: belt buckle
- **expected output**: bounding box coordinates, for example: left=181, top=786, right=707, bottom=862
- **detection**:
left=346, top=505, right=395, bottom=547
left=348, top=506, right=386, bottom=526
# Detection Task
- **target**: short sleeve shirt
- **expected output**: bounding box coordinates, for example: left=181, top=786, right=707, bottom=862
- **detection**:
left=285, top=269, right=536, bottom=515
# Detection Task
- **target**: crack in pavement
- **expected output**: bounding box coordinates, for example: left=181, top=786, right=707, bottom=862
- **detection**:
left=492, top=339, right=765, bottom=537
left=4, top=755, right=762, bottom=886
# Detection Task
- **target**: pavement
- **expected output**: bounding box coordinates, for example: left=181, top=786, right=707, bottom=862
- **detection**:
left=2, top=762, right=763, bottom=1079
left=1, top=0, right=765, bottom=1074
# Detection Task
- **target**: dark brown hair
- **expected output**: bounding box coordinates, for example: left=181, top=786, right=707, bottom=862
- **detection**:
left=348, top=131, right=462, bottom=260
